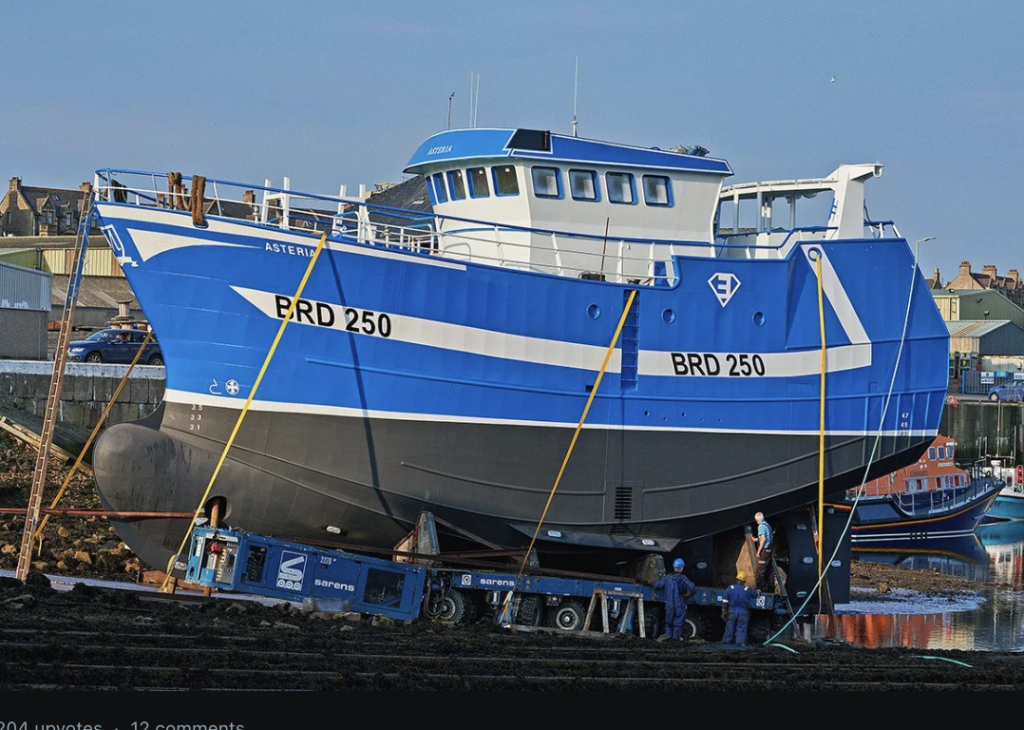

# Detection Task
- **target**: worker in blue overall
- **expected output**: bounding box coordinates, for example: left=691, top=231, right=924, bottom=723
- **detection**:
left=652, top=558, right=696, bottom=641
left=721, top=570, right=757, bottom=645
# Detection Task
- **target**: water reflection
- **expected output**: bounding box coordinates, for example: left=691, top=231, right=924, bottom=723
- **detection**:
left=798, top=521, right=1024, bottom=651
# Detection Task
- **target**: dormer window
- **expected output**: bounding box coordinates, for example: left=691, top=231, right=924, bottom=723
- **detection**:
left=606, top=172, right=635, bottom=204
left=531, top=166, right=562, bottom=198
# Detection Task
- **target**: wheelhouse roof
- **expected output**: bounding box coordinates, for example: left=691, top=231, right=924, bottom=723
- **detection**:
left=404, top=127, right=733, bottom=177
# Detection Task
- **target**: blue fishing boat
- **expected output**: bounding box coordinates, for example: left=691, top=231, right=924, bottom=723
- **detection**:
left=86, top=127, right=949, bottom=574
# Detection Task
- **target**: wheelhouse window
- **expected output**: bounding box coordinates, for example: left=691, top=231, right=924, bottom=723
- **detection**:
left=468, top=167, right=490, bottom=198
left=606, top=172, right=635, bottom=204
left=928, top=447, right=937, bottom=461
left=492, top=165, right=519, bottom=196
left=531, top=166, right=562, bottom=198
left=642, top=175, right=671, bottom=206
left=569, top=169, right=598, bottom=201
left=945, top=443, right=954, bottom=460
left=431, top=173, right=448, bottom=203
left=937, top=446, right=946, bottom=460
left=447, top=170, right=466, bottom=200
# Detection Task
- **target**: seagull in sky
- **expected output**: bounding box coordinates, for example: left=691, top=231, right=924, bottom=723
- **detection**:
left=830, top=75, right=836, bottom=83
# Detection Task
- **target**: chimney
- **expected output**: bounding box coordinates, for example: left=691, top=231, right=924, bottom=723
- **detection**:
left=8, top=177, right=20, bottom=192
left=1008, top=269, right=1020, bottom=286
left=982, top=265, right=998, bottom=285
left=79, top=182, right=92, bottom=195
left=959, top=261, right=971, bottom=276
left=243, top=190, right=256, bottom=204
left=933, top=267, right=941, bottom=283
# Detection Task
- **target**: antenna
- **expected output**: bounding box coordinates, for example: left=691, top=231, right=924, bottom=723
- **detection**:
left=447, top=91, right=455, bottom=130
left=572, top=55, right=579, bottom=137
left=474, top=72, right=480, bottom=127
left=468, top=70, right=474, bottom=127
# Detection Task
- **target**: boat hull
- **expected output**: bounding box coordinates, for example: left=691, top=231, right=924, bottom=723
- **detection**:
left=830, top=484, right=1001, bottom=550
left=93, top=399, right=935, bottom=572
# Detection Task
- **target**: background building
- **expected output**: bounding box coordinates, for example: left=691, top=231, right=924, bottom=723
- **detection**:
left=0, top=261, right=51, bottom=359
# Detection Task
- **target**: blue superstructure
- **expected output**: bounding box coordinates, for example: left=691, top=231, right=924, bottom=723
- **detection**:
left=87, top=127, right=949, bottom=578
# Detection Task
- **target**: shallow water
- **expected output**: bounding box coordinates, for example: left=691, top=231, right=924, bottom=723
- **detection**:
left=797, top=520, right=1024, bottom=651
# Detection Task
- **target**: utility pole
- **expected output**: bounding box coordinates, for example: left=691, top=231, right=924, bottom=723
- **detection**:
left=447, top=92, right=455, bottom=130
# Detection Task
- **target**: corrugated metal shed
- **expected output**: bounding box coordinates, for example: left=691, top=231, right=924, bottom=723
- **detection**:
left=948, top=319, right=1024, bottom=355
left=0, top=260, right=51, bottom=312
left=0, top=248, right=41, bottom=270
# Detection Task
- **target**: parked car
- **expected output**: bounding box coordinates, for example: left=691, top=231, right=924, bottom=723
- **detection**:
left=67, top=328, right=163, bottom=365
left=987, top=379, right=1024, bottom=402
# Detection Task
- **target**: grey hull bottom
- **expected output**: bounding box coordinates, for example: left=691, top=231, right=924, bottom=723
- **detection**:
left=92, top=402, right=931, bottom=573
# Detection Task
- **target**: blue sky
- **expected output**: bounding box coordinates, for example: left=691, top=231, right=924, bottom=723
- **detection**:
left=3, top=2, right=1022, bottom=284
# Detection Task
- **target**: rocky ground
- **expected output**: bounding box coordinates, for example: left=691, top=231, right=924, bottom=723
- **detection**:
left=2, top=429, right=1022, bottom=690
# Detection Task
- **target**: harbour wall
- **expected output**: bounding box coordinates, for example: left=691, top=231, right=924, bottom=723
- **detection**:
left=940, top=400, right=1023, bottom=461
left=0, top=360, right=163, bottom=428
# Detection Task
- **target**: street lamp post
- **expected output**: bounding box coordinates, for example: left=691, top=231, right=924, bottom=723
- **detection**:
left=915, top=236, right=935, bottom=268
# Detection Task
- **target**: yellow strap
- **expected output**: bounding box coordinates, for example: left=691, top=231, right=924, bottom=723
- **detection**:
left=35, top=328, right=154, bottom=541
left=160, top=230, right=329, bottom=590
left=503, top=289, right=638, bottom=611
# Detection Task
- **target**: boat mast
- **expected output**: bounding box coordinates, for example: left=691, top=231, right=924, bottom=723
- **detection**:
left=572, top=55, right=579, bottom=138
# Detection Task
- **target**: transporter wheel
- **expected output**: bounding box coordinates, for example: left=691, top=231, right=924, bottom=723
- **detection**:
left=638, top=605, right=663, bottom=639
left=515, top=595, right=544, bottom=626
left=546, top=600, right=587, bottom=632
left=435, top=589, right=475, bottom=624
left=682, top=610, right=709, bottom=641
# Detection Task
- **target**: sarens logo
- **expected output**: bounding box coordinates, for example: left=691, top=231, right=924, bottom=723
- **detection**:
left=276, top=551, right=307, bottom=591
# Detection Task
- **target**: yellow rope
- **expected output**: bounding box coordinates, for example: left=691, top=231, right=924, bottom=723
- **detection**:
left=34, top=329, right=154, bottom=542
left=816, top=253, right=826, bottom=606
left=159, top=230, right=329, bottom=590
left=500, top=289, right=637, bottom=617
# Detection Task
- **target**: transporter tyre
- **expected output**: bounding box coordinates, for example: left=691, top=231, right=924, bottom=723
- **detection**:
left=682, top=610, right=709, bottom=641
left=515, top=595, right=544, bottom=626
left=435, top=589, right=475, bottom=624
left=546, top=600, right=587, bottom=632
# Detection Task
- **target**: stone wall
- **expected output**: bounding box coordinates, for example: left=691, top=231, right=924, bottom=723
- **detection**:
left=940, top=400, right=1023, bottom=461
left=0, top=360, right=164, bottom=428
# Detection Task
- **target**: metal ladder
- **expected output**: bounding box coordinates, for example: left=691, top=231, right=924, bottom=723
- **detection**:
left=15, top=195, right=94, bottom=581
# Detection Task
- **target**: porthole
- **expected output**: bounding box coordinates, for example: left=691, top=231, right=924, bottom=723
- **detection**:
left=587, top=304, right=601, bottom=319
left=753, top=311, right=766, bottom=326
left=662, top=309, right=676, bottom=324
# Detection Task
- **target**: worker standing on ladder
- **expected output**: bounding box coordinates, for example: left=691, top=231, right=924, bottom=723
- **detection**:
left=751, top=511, right=774, bottom=593
left=651, top=558, right=696, bottom=642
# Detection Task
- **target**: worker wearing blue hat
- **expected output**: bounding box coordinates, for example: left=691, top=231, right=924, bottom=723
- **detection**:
left=651, top=557, right=696, bottom=641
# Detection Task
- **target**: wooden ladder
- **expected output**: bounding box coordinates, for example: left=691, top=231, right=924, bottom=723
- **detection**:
left=584, top=588, right=648, bottom=637
left=15, top=195, right=93, bottom=582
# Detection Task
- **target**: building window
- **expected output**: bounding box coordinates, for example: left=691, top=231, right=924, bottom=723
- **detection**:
left=642, top=175, right=671, bottom=206
left=568, top=169, right=598, bottom=201
left=468, top=167, right=490, bottom=198
left=606, top=172, right=635, bottom=204
left=431, top=173, right=448, bottom=203
left=492, top=165, right=519, bottom=196
left=447, top=170, right=466, bottom=201
left=531, top=166, right=562, bottom=198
